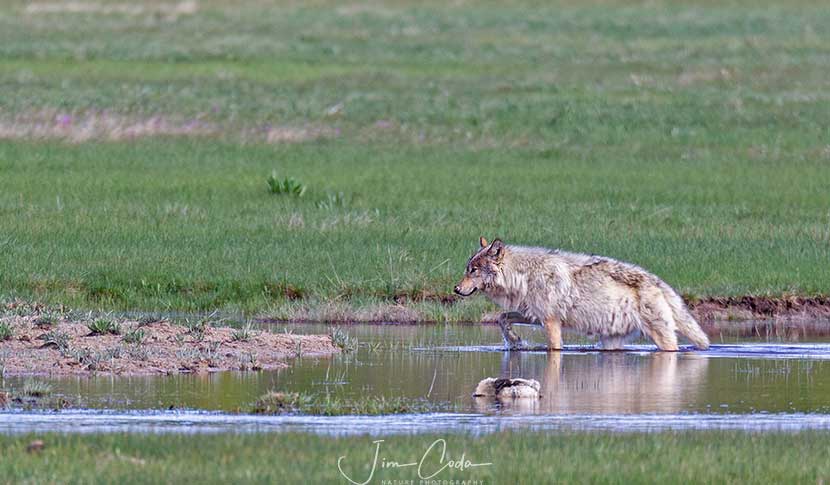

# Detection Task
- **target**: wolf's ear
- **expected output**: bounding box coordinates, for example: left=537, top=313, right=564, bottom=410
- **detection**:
left=479, top=237, right=488, bottom=248
left=488, top=239, right=505, bottom=259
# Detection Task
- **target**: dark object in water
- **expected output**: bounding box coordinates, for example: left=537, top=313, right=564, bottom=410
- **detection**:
left=473, top=378, right=541, bottom=399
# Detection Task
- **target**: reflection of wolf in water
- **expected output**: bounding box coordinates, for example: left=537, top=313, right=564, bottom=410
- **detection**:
left=454, top=238, right=710, bottom=351
left=474, top=352, right=708, bottom=413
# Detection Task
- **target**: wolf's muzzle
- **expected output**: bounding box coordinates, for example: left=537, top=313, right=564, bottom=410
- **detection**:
left=453, top=286, right=476, bottom=297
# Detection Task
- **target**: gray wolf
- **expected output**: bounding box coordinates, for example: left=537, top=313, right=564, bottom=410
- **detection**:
left=453, top=237, right=710, bottom=351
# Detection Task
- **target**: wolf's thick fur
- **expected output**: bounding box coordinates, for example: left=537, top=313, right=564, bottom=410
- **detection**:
left=454, top=238, right=710, bottom=351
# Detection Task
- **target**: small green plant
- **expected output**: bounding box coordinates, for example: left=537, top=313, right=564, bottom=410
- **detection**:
left=40, top=330, right=71, bottom=350
left=231, top=322, right=255, bottom=342
left=175, top=347, right=201, bottom=361
left=329, top=327, right=358, bottom=352
left=0, top=349, right=8, bottom=378
left=127, top=345, right=151, bottom=362
left=22, top=380, right=52, bottom=398
left=103, top=346, right=123, bottom=359
left=239, top=351, right=260, bottom=371
left=184, top=318, right=207, bottom=341
left=251, top=391, right=313, bottom=414
left=87, top=319, right=120, bottom=335
left=365, top=341, right=384, bottom=353
left=123, top=329, right=145, bottom=344
left=34, top=313, right=58, bottom=328
left=267, top=172, right=306, bottom=196
left=69, top=349, right=100, bottom=370
left=0, top=322, right=13, bottom=341
left=137, top=315, right=162, bottom=327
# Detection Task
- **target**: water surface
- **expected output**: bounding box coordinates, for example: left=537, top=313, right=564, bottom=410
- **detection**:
left=3, top=321, right=830, bottom=433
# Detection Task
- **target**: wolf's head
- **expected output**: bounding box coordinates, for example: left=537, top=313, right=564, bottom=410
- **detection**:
left=453, top=237, right=505, bottom=297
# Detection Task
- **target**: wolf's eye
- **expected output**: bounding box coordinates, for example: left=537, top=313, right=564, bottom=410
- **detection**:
left=470, top=268, right=478, bottom=274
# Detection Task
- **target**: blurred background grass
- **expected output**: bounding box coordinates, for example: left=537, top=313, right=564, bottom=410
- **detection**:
left=0, top=1, right=828, bottom=317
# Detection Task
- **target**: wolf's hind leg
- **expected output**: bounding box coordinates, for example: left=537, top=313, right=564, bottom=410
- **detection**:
left=497, top=312, right=526, bottom=350
left=640, top=317, right=679, bottom=351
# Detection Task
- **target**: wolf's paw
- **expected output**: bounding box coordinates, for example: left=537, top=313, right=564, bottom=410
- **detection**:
left=503, top=339, right=528, bottom=351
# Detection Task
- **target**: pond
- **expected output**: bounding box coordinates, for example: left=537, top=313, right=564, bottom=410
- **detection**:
left=3, top=321, right=830, bottom=434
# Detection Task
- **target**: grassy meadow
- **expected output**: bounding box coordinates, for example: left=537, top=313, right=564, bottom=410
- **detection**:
left=1, top=0, right=829, bottom=319
left=3, top=431, right=830, bottom=483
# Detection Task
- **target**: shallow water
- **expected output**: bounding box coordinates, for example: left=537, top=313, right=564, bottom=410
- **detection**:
left=3, top=321, right=830, bottom=433
left=6, top=410, right=830, bottom=435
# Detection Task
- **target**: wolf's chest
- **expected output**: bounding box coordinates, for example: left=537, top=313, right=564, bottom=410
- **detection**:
left=485, top=291, right=541, bottom=320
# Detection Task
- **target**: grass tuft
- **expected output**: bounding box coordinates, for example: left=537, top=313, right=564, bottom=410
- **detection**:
left=21, top=380, right=51, bottom=398
left=86, top=319, right=120, bottom=336
left=329, top=327, right=358, bottom=352
left=231, top=322, right=256, bottom=342
left=122, top=329, right=145, bottom=345
left=34, top=314, right=58, bottom=328
left=0, top=323, right=13, bottom=341
left=267, top=172, right=306, bottom=196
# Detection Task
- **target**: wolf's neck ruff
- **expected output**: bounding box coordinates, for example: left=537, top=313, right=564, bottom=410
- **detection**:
left=486, top=246, right=574, bottom=324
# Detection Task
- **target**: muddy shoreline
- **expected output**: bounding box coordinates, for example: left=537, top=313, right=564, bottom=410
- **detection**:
left=260, top=294, right=830, bottom=324
left=0, top=310, right=339, bottom=377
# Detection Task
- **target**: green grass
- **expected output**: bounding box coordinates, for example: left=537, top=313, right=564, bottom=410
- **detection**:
left=1, top=0, right=829, bottom=317
left=2, top=431, right=830, bottom=483
left=250, top=391, right=445, bottom=415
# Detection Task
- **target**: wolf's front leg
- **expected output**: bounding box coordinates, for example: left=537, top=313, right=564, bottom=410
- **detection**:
left=497, top=312, right=526, bottom=350
left=543, top=317, right=562, bottom=351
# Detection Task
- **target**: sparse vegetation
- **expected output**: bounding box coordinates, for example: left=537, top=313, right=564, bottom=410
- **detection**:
left=126, top=344, right=151, bottom=362
left=34, top=314, right=58, bottom=328
left=329, top=327, right=358, bottom=353
left=21, top=380, right=51, bottom=398
left=316, top=191, right=349, bottom=210
left=238, top=351, right=260, bottom=371
left=184, top=318, right=209, bottom=341
left=231, top=322, right=255, bottom=342
left=86, top=319, right=120, bottom=336
left=137, top=316, right=163, bottom=327
left=122, top=328, right=145, bottom=345
left=0, top=322, right=13, bottom=341
left=0, top=310, right=337, bottom=375
left=39, top=329, right=71, bottom=351
left=250, top=391, right=443, bottom=416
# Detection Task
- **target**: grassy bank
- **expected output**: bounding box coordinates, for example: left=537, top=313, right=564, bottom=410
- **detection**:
left=1, top=1, right=829, bottom=318
left=2, top=431, right=830, bottom=483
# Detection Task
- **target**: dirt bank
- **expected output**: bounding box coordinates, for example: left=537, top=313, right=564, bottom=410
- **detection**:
left=0, top=309, right=339, bottom=376
left=687, top=296, right=830, bottom=322
left=261, top=293, right=830, bottom=324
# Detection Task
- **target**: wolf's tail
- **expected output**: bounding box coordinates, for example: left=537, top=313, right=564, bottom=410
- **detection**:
left=661, top=284, right=710, bottom=350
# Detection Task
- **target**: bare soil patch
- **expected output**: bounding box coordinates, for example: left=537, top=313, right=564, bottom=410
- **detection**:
left=688, top=295, right=830, bottom=322
left=0, top=310, right=338, bottom=377
left=0, top=110, right=337, bottom=144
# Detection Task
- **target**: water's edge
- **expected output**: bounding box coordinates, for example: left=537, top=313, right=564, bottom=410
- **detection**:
left=3, top=410, right=830, bottom=435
